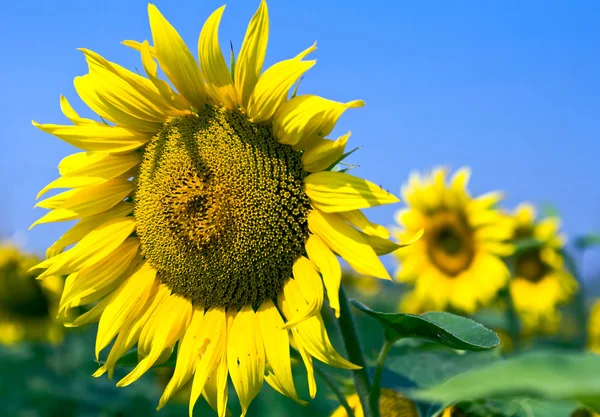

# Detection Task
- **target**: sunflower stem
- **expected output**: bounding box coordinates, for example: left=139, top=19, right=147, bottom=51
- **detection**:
left=504, top=288, right=522, bottom=352
left=369, top=339, right=393, bottom=411
left=336, top=286, right=378, bottom=417
left=314, top=367, right=355, bottom=417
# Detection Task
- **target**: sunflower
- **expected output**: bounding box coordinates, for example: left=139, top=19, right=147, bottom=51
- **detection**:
left=508, top=203, right=577, bottom=332
left=393, top=167, right=513, bottom=314
left=587, top=299, right=600, bottom=353
left=30, top=2, right=400, bottom=415
left=331, top=389, right=419, bottom=417
left=341, top=269, right=383, bottom=298
left=0, top=243, right=63, bottom=345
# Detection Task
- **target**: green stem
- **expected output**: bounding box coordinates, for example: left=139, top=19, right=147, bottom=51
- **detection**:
left=314, top=366, right=355, bottom=417
left=336, top=286, right=378, bottom=417
left=369, top=340, right=393, bottom=410
left=505, top=288, right=522, bottom=352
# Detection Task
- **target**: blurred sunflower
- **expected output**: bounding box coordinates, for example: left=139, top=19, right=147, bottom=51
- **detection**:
left=394, top=167, right=513, bottom=314
left=588, top=299, right=600, bottom=353
left=0, top=243, right=63, bottom=344
left=30, top=2, right=401, bottom=415
left=341, top=270, right=382, bottom=298
left=331, top=389, right=419, bottom=417
left=508, top=204, right=577, bottom=332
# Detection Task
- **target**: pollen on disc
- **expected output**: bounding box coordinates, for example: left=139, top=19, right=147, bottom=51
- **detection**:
left=134, top=106, right=311, bottom=308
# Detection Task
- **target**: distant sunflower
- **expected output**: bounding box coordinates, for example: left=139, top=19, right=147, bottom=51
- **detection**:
left=587, top=299, right=600, bottom=353
left=331, top=389, right=419, bottom=417
left=509, top=204, right=577, bottom=332
left=30, top=2, right=401, bottom=415
left=394, top=167, right=513, bottom=314
left=0, top=243, right=63, bottom=345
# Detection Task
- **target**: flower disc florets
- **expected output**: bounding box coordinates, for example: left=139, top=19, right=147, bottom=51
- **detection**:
left=135, top=105, right=311, bottom=308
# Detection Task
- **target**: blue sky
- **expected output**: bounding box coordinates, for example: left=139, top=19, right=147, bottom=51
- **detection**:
left=1, top=1, right=599, bottom=280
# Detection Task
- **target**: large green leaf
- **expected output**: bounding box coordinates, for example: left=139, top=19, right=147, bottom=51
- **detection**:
left=352, top=300, right=499, bottom=350
left=412, top=351, right=600, bottom=412
left=386, top=342, right=502, bottom=388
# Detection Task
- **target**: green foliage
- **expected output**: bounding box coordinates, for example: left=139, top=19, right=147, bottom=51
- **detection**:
left=574, top=233, right=600, bottom=251
left=412, top=351, right=600, bottom=413
left=352, top=300, right=500, bottom=349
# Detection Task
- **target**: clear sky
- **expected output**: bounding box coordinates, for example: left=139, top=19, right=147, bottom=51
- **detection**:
left=1, top=1, right=599, bottom=281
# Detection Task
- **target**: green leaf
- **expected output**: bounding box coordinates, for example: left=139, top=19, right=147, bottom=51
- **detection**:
left=325, top=146, right=360, bottom=171
left=386, top=342, right=502, bottom=388
left=514, top=237, right=544, bottom=254
left=574, top=233, right=600, bottom=251
left=412, top=351, right=600, bottom=413
left=351, top=300, right=500, bottom=350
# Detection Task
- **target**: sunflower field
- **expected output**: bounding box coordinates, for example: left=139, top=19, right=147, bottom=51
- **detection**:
left=1, top=1, right=599, bottom=417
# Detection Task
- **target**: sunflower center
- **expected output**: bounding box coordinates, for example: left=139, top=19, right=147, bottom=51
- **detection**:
left=0, top=260, right=50, bottom=318
left=515, top=249, right=548, bottom=283
left=426, top=211, right=474, bottom=276
left=135, top=106, right=311, bottom=308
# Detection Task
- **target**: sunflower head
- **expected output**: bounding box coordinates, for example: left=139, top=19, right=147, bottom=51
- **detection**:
left=508, top=203, right=577, bottom=332
left=331, top=389, right=419, bottom=417
left=0, top=243, right=63, bottom=344
left=394, top=167, right=513, bottom=314
left=30, top=2, right=400, bottom=415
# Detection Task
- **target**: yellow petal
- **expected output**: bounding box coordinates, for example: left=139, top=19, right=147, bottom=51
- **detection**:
left=59, top=238, right=140, bottom=313
left=73, top=74, right=161, bottom=133
left=202, top=349, right=229, bottom=417
left=98, top=284, right=170, bottom=379
left=158, top=307, right=204, bottom=410
left=42, top=178, right=132, bottom=219
left=281, top=256, right=323, bottom=329
left=257, top=299, right=304, bottom=404
left=63, top=293, right=112, bottom=327
left=59, top=95, right=98, bottom=126
left=302, top=132, right=351, bottom=173
left=189, top=308, right=228, bottom=417
left=32, top=216, right=136, bottom=280
left=246, top=53, right=315, bottom=123
left=148, top=4, right=206, bottom=110
left=199, top=5, right=237, bottom=109
left=308, top=210, right=390, bottom=279
left=122, top=39, right=157, bottom=59
left=279, top=286, right=358, bottom=370
left=139, top=40, right=190, bottom=111
left=76, top=48, right=170, bottom=130
left=305, top=234, right=342, bottom=317
left=360, top=228, right=424, bottom=256
left=44, top=202, right=133, bottom=257
left=118, top=294, right=192, bottom=387
left=95, top=262, right=157, bottom=358
left=227, top=306, right=265, bottom=417
left=305, top=171, right=399, bottom=213
left=338, top=209, right=390, bottom=239
left=273, top=95, right=363, bottom=149
left=235, top=0, right=268, bottom=110
left=34, top=189, right=77, bottom=210
left=37, top=153, right=140, bottom=199
left=32, top=121, right=149, bottom=153
left=291, top=333, right=316, bottom=399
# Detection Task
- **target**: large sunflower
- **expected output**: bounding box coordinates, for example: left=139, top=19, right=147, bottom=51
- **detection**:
left=30, top=2, right=400, bottom=415
left=0, top=243, right=63, bottom=345
left=508, top=204, right=577, bottom=332
left=394, top=167, right=513, bottom=314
